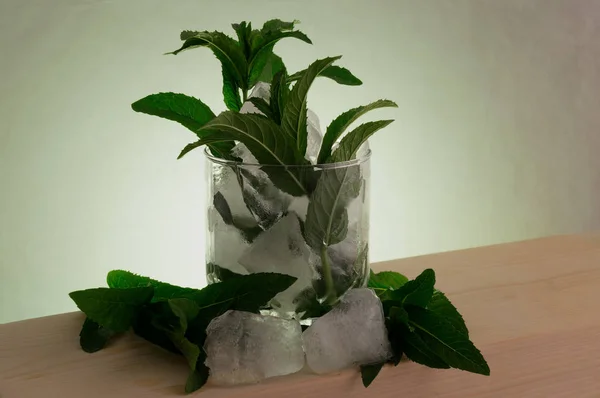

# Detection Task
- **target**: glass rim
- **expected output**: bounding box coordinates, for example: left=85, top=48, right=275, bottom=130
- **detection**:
left=204, top=147, right=372, bottom=169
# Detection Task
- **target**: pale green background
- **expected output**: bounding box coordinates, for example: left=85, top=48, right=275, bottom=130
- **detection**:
left=1, top=0, right=599, bottom=324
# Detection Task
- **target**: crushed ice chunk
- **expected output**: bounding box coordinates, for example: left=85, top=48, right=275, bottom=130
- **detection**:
left=239, top=82, right=271, bottom=115
left=302, top=288, right=392, bottom=374
left=207, top=207, right=250, bottom=277
left=239, top=212, right=315, bottom=314
left=305, top=109, right=323, bottom=164
left=204, top=310, right=305, bottom=385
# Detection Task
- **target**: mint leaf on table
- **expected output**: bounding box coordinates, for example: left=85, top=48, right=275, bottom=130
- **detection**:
left=69, top=287, right=154, bottom=332
left=382, top=268, right=436, bottom=309
left=169, top=31, right=247, bottom=111
left=79, top=318, right=117, bottom=353
left=164, top=299, right=208, bottom=394
left=107, top=270, right=201, bottom=302
left=329, top=119, right=394, bottom=162
left=397, top=323, right=451, bottom=369
left=406, top=306, right=490, bottom=375
left=246, top=19, right=311, bottom=87
left=288, top=64, right=362, bottom=86
left=318, top=99, right=398, bottom=163
left=368, top=270, right=409, bottom=290
left=281, top=56, right=343, bottom=156
left=428, top=290, right=470, bottom=337
left=196, top=112, right=311, bottom=196
left=360, top=362, right=384, bottom=387
left=191, top=272, right=296, bottom=322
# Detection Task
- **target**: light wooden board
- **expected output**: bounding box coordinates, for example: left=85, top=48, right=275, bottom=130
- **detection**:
left=1, top=234, right=600, bottom=397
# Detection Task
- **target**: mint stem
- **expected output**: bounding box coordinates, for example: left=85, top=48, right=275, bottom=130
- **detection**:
left=242, top=89, right=248, bottom=103
left=320, top=245, right=337, bottom=305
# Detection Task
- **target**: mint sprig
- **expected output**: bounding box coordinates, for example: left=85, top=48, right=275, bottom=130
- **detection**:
left=70, top=271, right=296, bottom=393
left=361, top=269, right=490, bottom=387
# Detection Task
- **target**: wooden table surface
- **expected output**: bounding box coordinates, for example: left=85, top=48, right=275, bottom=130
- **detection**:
left=2, top=234, right=600, bottom=397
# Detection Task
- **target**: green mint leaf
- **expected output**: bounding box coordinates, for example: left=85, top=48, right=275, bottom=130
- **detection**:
left=177, top=137, right=223, bottom=159
left=231, top=21, right=252, bottom=59
left=248, top=97, right=275, bottom=119
left=368, top=270, right=409, bottom=290
left=360, top=362, right=384, bottom=387
left=130, top=92, right=235, bottom=157
left=79, top=317, right=117, bottom=353
left=398, top=323, right=451, bottom=369
left=270, top=67, right=289, bottom=124
left=132, top=303, right=180, bottom=354
left=329, top=120, right=394, bottom=162
left=169, top=31, right=247, bottom=111
left=293, top=288, right=331, bottom=320
left=282, top=56, right=342, bottom=156
left=69, top=287, right=154, bottom=332
left=408, top=307, right=490, bottom=375
left=383, top=268, right=435, bottom=309
left=261, top=19, right=298, bottom=32
left=428, top=290, right=470, bottom=337
left=221, top=65, right=243, bottom=111
left=247, top=20, right=311, bottom=87
left=304, top=163, right=362, bottom=249
left=187, top=272, right=296, bottom=336
left=197, top=112, right=310, bottom=196
left=185, top=361, right=209, bottom=393
left=131, top=92, right=215, bottom=130
left=385, top=315, right=404, bottom=366
left=106, top=270, right=201, bottom=302
left=257, top=53, right=285, bottom=84
left=206, top=263, right=244, bottom=282
left=213, top=192, right=262, bottom=242
left=318, top=100, right=398, bottom=163
left=288, top=65, right=362, bottom=86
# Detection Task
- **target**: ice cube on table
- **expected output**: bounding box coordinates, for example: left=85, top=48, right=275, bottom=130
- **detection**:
left=302, top=288, right=392, bottom=374
left=239, top=212, right=315, bottom=315
left=306, top=109, right=323, bottom=164
left=204, top=310, right=305, bottom=385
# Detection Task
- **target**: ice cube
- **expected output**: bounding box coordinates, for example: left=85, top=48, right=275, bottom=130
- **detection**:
left=223, top=144, right=293, bottom=228
left=305, top=109, right=323, bottom=164
left=287, top=195, right=310, bottom=221
left=207, top=207, right=250, bottom=277
left=302, top=288, right=392, bottom=374
left=239, top=82, right=271, bottom=115
left=204, top=310, right=305, bottom=385
left=239, top=212, right=315, bottom=315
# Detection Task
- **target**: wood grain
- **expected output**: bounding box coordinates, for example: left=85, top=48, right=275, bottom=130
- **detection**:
left=1, top=234, right=600, bottom=397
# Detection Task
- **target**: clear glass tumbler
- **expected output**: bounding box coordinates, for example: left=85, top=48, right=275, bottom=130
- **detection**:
left=205, top=148, right=371, bottom=318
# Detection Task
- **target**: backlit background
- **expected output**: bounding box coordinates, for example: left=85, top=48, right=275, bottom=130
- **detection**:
left=1, top=0, right=599, bottom=323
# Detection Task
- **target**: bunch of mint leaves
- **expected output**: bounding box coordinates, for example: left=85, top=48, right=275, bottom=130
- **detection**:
left=69, top=269, right=489, bottom=393
left=130, top=19, right=397, bottom=304
left=362, top=269, right=490, bottom=387
left=69, top=270, right=297, bottom=393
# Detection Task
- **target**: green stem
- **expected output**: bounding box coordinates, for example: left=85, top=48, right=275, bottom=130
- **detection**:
left=320, top=245, right=337, bottom=305
left=242, top=88, right=248, bottom=103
